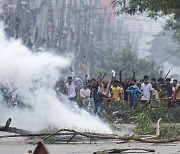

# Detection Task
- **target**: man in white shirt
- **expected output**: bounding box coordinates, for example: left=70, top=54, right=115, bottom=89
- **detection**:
left=141, top=75, right=153, bottom=104
left=66, top=68, right=77, bottom=102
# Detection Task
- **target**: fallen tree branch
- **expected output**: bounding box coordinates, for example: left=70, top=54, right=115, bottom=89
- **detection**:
left=1, top=127, right=180, bottom=144
left=133, top=136, right=180, bottom=143
left=67, top=133, right=76, bottom=143
left=0, top=119, right=180, bottom=144
left=0, top=118, right=12, bottom=131
left=0, top=118, right=32, bottom=135
left=0, top=132, right=74, bottom=138
left=42, top=129, right=180, bottom=143
left=94, top=148, right=155, bottom=154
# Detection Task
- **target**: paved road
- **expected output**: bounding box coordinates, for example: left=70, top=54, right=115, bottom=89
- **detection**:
left=0, top=132, right=180, bottom=154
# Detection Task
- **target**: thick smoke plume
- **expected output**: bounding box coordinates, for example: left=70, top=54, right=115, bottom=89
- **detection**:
left=0, top=24, right=112, bottom=133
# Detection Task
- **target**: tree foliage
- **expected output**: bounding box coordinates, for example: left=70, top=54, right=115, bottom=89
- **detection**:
left=90, top=43, right=163, bottom=80
left=111, top=0, right=180, bottom=42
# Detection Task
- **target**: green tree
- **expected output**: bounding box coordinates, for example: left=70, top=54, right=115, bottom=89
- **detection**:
left=91, top=42, right=163, bottom=80
left=111, top=0, right=180, bottom=42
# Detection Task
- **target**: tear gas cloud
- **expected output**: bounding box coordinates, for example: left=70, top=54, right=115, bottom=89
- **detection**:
left=0, top=23, right=112, bottom=133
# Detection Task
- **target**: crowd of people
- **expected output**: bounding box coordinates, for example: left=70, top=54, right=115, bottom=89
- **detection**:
left=55, top=67, right=180, bottom=116
left=1, top=67, right=180, bottom=116
left=0, top=85, right=20, bottom=108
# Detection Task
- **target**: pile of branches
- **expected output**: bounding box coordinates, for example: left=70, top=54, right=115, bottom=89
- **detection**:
left=107, top=104, right=180, bottom=124
left=0, top=118, right=180, bottom=144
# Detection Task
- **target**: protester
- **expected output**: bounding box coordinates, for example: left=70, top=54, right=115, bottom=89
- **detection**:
left=159, top=85, right=169, bottom=107
left=80, top=82, right=91, bottom=111
left=99, top=73, right=113, bottom=97
left=66, top=67, right=77, bottom=102
left=140, top=75, right=153, bottom=104
left=174, top=84, right=180, bottom=106
left=119, top=70, right=135, bottom=103
left=171, top=79, right=178, bottom=107
left=126, top=79, right=143, bottom=109
left=55, top=80, right=67, bottom=95
left=111, top=80, right=124, bottom=102
left=91, top=86, right=109, bottom=116
left=165, top=78, right=173, bottom=107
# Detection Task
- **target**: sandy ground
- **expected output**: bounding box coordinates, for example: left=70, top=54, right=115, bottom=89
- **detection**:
left=0, top=132, right=180, bottom=154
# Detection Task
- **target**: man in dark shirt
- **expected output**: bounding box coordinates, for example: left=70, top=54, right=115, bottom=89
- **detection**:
left=91, top=86, right=109, bottom=116
left=122, top=78, right=130, bottom=102
left=119, top=70, right=135, bottom=103
left=165, top=78, right=172, bottom=97
left=55, top=80, right=67, bottom=95
left=165, top=78, right=172, bottom=107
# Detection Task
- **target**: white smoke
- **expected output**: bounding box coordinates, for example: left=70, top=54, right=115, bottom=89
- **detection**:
left=162, top=61, right=180, bottom=80
left=0, top=23, right=112, bottom=133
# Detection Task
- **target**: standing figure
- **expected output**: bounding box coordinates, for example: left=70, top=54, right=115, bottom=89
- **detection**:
left=174, top=84, right=180, bottom=107
left=66, top=76, right=77, bottom=102
left=80, top=82, right=91, bottom=111
left=126, top=79, right=143, bottom=109
left=140, top=75, right=153, bottom=104
left=91, top=86, right=109, bottom=116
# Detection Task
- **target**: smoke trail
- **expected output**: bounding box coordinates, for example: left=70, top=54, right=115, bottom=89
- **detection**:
left=0, top=24, right=112, bottom=133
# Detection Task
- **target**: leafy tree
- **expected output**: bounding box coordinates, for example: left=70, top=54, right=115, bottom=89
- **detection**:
left=111, top=0, right=180, bottom=42
left=90, top=42, right=163, bottom=80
